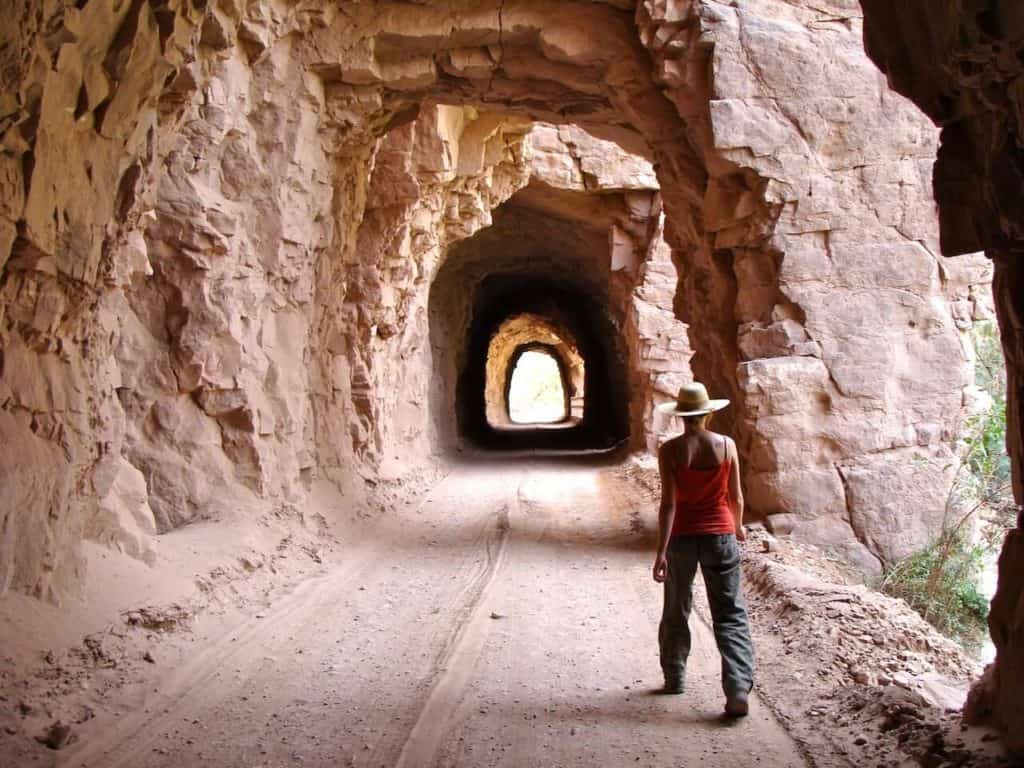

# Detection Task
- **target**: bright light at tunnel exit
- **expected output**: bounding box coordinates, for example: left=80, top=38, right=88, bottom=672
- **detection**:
left=508, top=350, right=567, bottom=424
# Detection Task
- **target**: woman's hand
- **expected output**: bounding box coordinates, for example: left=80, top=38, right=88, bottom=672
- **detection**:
left=653, top=554, right=668, bottom=583
left=735, top=525, right=746, bottom=543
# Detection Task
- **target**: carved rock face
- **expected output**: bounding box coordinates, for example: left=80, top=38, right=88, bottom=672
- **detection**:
left=861, top=1, right=1024, bottom=751
left=0, top=0, right=992, bottom=640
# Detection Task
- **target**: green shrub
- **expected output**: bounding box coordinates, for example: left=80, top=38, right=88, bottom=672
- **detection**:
left=882, top=533, right=989, bottom=648
left=881, top=320, right=1011, bottom=650
left=964, top=321, right=1015, bottom=534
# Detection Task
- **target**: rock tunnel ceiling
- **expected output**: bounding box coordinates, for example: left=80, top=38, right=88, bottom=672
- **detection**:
left=0, top=0, right=1018, bottom=745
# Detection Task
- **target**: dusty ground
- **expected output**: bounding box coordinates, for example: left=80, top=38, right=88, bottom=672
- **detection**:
left=0, top=456, right=1016, bottom=767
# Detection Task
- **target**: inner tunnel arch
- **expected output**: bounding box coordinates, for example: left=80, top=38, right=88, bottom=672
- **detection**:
left=432, top=256, right=633, bottom=451
left=487, top=314, right=585, bottom=428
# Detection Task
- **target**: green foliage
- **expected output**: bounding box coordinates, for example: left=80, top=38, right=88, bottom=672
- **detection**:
left=972, top=320, right=1006, bottom=398
left=881, top=319, right=1012, bottom=650
left=962, top=321, right=1014, bottom=532
left=882, top=533, right=989, bottom=648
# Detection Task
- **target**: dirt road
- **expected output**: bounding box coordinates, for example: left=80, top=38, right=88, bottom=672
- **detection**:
left=59, top=458, right=808, bottom=768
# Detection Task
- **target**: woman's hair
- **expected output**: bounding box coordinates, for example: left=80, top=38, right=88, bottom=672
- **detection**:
left=683, top=413, right=711, bottom=429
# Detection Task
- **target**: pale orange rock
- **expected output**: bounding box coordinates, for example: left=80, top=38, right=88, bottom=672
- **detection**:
left=0, top=0, right=996, bottom=656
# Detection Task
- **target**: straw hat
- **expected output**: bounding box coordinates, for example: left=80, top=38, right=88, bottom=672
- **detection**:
left=657, top=382, right=730, bottom=416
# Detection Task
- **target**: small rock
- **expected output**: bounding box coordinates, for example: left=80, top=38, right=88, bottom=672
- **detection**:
left=36, top=721, right=75, bottom=750
left=892, top=672, right=913, bottom=690
left=853, top=735, right=868, bottom=746
left=143, top=651, right=156, bottom=664
left=489, top=612, right=506, bottom=620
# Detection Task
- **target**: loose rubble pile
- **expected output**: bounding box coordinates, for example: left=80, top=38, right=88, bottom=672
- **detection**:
left=746, top=531, right=976, bottom=684
left=743, top=528, right=1010, bottom=767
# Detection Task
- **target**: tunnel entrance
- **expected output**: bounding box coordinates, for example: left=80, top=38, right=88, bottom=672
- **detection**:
left=425, top=121, right=680, bottom=456
left=485, top=311, right=587, bottom=433
left=446, top=271, right=631, bottom=452
left=507, top=348, right=568, bottom=425
left=421, top=116, right=698, bottom=456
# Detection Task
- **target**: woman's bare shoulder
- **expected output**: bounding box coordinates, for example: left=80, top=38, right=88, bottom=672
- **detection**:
left=718, top=433, right=739, bottom=460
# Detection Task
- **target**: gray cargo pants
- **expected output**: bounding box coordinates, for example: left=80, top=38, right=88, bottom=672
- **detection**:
left=659, top=533, right=754, bottom=697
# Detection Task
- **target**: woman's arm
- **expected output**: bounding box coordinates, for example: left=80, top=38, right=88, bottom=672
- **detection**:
left=653, top=443, right=676, bottom=582
left=727, top=437, right=746, bottom=542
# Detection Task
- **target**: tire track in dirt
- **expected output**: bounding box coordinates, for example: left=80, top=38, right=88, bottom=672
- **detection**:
left=390, top=472, right=524, bottom=768
left=58, top=473, right=463, bottom=768
left=55, top=463, right=814, bottom=768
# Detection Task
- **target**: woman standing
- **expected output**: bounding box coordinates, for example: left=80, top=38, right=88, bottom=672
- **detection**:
left=652, top=382, right=754, bottom=717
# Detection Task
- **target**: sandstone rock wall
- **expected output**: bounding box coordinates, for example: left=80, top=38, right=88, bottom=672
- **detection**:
left=630, top=211, right=697, bottom=454
left=637, top=0, right=992, bottom=575
left=0, top=0, right=993, bottom=609
left=123, top=23, right=334, bottom=530
left=0, top=0, right=198, bottom=599
left=860, top=0, right=1024, bottom=749
left=313, top=106, right=533, bottom=482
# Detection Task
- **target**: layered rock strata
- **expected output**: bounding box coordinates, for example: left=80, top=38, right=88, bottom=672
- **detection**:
left=637, top=1, right=993, bottom=576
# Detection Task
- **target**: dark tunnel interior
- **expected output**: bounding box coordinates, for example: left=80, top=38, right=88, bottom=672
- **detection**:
left=456, top=274, right=631, bottom=451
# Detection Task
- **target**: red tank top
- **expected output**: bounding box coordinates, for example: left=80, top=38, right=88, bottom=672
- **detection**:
left=671, top=457, right=735, bottom=537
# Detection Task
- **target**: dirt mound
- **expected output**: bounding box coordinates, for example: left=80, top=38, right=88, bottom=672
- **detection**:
left=742, top=527, right=1010, bottom=767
